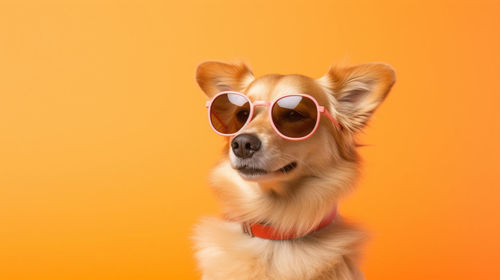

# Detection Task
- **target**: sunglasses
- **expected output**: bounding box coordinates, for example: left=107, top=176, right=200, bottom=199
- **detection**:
left=205, top=91, right=342, bottom=141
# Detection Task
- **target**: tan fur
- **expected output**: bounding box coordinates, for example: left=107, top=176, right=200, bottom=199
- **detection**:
left=193, top=61, right=395, bottom=280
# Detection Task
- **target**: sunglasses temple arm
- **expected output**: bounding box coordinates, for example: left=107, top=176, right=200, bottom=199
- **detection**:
left=320, top=107, right=342, bottom=130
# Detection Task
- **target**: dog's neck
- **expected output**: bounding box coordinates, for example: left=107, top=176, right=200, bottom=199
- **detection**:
left=212, top=160, right=358, bottom=237
left=257, top=172, right=322, bottom=196
left=257, top=180, right=292, bottom=196
left=241, top=204, right=338, bottom=240
left=241, top=178, right=339, bottom=240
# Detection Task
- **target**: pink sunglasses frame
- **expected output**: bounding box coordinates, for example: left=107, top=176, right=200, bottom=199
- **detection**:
left=205, top=91, right=342, bottom=141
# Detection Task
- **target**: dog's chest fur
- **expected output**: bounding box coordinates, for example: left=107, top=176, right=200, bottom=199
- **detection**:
left=193, top=217, right=365, bottom=280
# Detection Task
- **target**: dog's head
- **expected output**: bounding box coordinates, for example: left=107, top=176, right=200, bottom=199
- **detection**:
left=196, top=61, right=395, bottom=193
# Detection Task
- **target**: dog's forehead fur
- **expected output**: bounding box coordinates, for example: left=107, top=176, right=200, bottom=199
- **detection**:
left=244, top=74, right=329, bottom=105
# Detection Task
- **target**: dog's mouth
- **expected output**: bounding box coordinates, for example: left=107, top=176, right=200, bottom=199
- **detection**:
left=237, top=162, right=298, bottom=178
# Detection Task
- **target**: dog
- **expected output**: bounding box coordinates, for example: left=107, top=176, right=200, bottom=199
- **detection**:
left=193, top=60, right=395, bottom=280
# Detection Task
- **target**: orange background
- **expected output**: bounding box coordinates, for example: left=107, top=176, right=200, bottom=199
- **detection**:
left=1, top=1, right=499, bottom=279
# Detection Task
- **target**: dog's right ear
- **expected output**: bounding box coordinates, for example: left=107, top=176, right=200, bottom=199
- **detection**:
left=195, top=61, right=254, bottom=97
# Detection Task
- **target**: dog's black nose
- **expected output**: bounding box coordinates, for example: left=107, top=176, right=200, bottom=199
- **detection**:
left=231, top=134, right=261, bottom=159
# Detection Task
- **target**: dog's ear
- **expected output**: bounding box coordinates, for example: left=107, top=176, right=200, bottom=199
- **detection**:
left=196, top=61, right=254, bottom=97
left=318, top=63, right=396, bottom=132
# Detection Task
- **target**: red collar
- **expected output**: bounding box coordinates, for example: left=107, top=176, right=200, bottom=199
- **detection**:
left=242, top=206, right=337, bottom=240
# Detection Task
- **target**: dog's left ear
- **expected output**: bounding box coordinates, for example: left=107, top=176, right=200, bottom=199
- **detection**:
left=196, top=61, right=255, bottom=98
left=318, top=63, right=396, bottom=132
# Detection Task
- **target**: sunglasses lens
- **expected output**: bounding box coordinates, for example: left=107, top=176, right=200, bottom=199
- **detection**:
left=209, top=93, right=251, bottom=135
left=271, top=95, right=318, bottom=138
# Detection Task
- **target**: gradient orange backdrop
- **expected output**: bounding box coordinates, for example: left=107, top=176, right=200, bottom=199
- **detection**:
left=1, top=1, right=499, bottom=279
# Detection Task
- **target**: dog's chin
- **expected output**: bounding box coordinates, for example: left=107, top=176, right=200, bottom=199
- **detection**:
left=235, top=162, right=298, bottom=182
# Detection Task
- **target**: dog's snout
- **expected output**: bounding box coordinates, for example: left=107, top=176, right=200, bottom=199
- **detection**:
left=231, top=134, right=261, bottom=159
